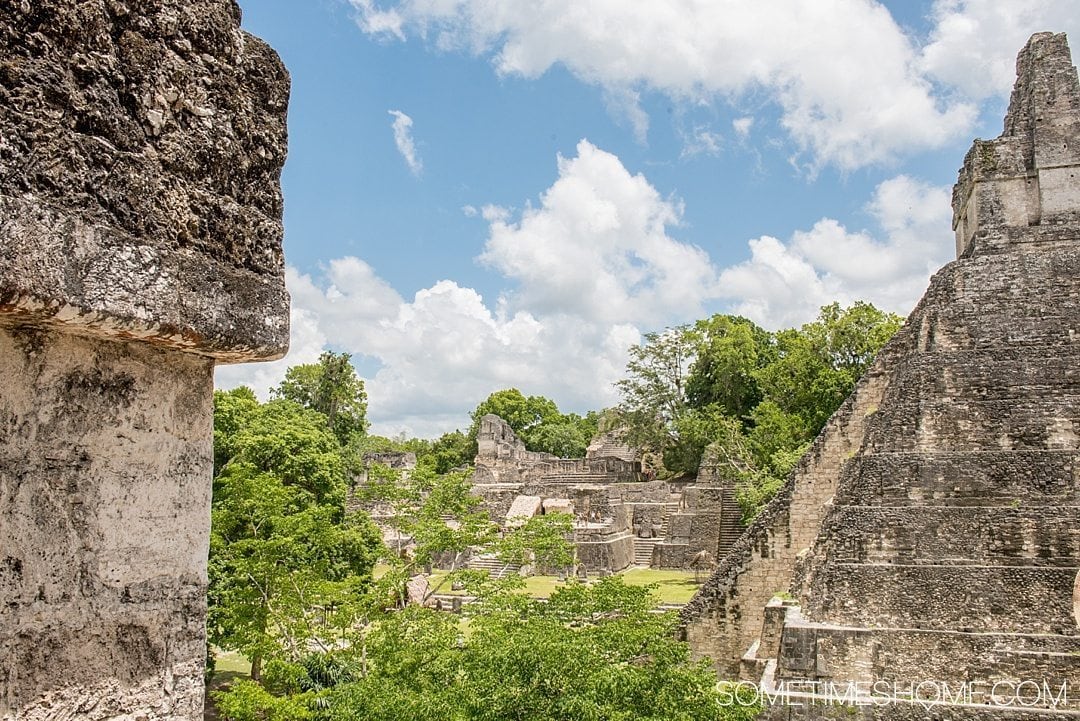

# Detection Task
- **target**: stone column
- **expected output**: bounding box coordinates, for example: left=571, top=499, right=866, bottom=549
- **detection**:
left=0, top=2, right=289, bottom=718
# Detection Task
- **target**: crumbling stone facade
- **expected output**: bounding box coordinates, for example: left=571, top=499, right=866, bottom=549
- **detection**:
left=0, top=2, right=289, bottom=718
left=682, top=32, right=1080, bottom=718
left=472, top=415, right=744, bottom=572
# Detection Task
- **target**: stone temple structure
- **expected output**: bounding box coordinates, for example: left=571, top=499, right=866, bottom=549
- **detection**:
left=682, top=33, right=1080, bottom=717
left=0, top=2, right=289, bottom=718
left=472, top=414, right=744, bottom=572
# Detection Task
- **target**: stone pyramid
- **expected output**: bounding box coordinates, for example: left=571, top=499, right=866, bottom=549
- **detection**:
left=683, top=32, right=1080, bottom=717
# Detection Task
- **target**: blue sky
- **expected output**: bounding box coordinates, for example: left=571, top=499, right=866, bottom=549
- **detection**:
left=216, top=0, right=1078, bottom=438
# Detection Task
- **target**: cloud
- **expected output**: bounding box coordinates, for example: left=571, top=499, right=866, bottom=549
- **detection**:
left=718, top=175, right=954, bottom=328
left=351, top=0, right=404, bottom=38
left=478, top=140, right=720, bottom=326
left=217, top=145, right=955, bottom=435
left=732, top=117, right=753, bottom=138
left=918, top=0, right=1080, bottom=100
left=680, top=126, right=724, bottom=158
left=352, top=0, right=979, bottom=170
left=388, top=109, right=422, bottom=175
left=254, top=267, right=640, bottom=438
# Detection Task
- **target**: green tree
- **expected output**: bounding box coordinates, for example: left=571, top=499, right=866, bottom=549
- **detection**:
left=468, top=388, right=558, bottom=438
left=210, top=401, right=757, bottom=721
left=424, top=430, right=474, bottom=474
left=734, top=302, right=901, bottom=518
left=523, top=411, right=599, bottom=458
left=273, top=351, right=369, bottom=445
left=494, top=513, right=575, bottom=572
left=686, top=315, right=774, bottom=420
left=613, top=304, right=900, bottom=500
left=213, top=386, right=261, bottom=474
left=468, top=389, right=598, bottom=458
left=755, top=302, right=901, bottom=437
left=218, top=580, right=760, bottom=720
left=318, top=577, right=759, bottom=721
left=614, top=325, right=699, bottom=472
left=209, top=395, right=381, bottom=681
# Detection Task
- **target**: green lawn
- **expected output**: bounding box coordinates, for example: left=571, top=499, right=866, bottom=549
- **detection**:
left=375, top=562, right=703, bottom=604
left=618, top=568, right=703, bottom=604
left=517, top=568, right=701, bottom=604
left=212, top=648, right=251, bottom=675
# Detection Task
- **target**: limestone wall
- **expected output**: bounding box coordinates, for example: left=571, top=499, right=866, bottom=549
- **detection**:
left=473, top=414, right=640, bottom=485
left=793, top=243, right=1080, bottom=639
left=952, top=32, right=1080, bottom=257
left=683, top=232, right=1080, bottom=678
left=0, top=1, right=289, bottom=717
left=0, top=324, right=213, bottom=718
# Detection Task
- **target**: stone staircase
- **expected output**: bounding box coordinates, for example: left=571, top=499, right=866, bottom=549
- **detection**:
left=538, top=471, right=612, bottom=484
left=467, top=553, right=522, bottom=579
left=717, top=484, right=744, bottom=556
left=586, top=439, right=636, bottom=462
left=633, top=537, right=661, bottom=566
left=632, top=502, right=678, bottom=567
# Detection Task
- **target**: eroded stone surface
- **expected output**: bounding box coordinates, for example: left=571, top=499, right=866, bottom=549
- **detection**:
left=0, top=2, right=290, bottom=717
left=0, top=321, right=213, bottom=719
left=0, top=0, right=290, bottom=361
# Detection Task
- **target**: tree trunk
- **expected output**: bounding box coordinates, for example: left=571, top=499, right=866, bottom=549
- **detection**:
left=250, top=652, right=262, bottom=682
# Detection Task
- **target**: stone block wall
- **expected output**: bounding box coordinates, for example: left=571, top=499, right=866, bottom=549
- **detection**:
left=474, top=414, right=640, bottom=485
left=679, top=358, right=892, bottom=676
left=952, top=33, right=1080, bottom=257
left=575, top=532, right=634, bottom=572
left=0, top=2, right=289, bottom=717
left=0, top=0, right=289, bottom=356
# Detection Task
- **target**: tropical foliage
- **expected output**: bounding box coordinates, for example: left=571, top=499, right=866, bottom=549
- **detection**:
left=615, top=302, right=902, bottom=517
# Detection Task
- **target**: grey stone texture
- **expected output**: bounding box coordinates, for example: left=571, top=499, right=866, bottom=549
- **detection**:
left=0, top=324, right=213, bottom=719
left=683, top=32, right=1080, bottom=718
left=0, top=0, right=289, bottom=360
left=0, top=1, right=289, bottom=717
left=953, top=32, right=1080, bottom=258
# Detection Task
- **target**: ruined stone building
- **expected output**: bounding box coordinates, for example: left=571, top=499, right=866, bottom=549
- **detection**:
left=0, top=2, right=289, bottom=718
left=682, top=32, right=1080, bottom=718
left=472, top=414, right=744, bottom=572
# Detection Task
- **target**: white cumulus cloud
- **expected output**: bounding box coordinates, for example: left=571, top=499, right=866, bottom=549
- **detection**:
left=479, top=140, right=720, bottom=326
left=719, top=175, right=954, bottom=328
left=388, top=109, right=422, bottom=175
left=918, top=0, right=1080, bottom=100
left=352, top=0, right=979, bottom=170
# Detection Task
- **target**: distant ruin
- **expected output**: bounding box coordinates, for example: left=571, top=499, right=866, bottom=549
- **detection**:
left=0, top=2, right=289, bottom=718
left=683, top=32, right=1080, bottom=717
left=471, top=414, right=744, bottom=572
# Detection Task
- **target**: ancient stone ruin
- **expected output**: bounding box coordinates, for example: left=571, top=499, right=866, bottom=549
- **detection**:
left=0, top=2, right=289, bottom=718
left=472, top=414, right=744, bottom=573
left=683, top=32, right=1080, bottom=717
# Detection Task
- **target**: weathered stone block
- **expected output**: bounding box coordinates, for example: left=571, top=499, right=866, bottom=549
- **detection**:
left=0, top=1, right=290, bottom=717
left=0, top=322, right=213, bottom=718
left=0, top=0, right=290, bottom=360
